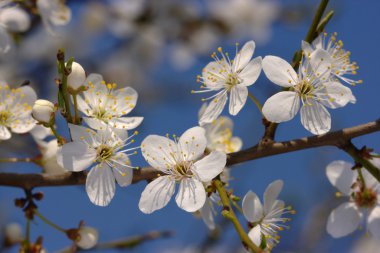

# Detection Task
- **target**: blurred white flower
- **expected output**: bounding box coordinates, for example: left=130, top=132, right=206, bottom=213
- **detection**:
left=4, top=222, right=23, bottom=245
left=0, top=82, right=37, bottom=140
left=30, top=125, right=52, bottom=140
left=75, top=73, right=143, bottom=131
left=194, top=41, right=262, bottom=125
left=326, top=159, right=380, bottom=239
left=302, top=32, right=362, bottom=87
left=242, top=180, right=294, bottom=250
left=37, top=0, right=71, bottom=35
left=262, top=49, right=355, bottom=135
left=139, top=126, right=226, bottom=213
left=351, top=236, right=380, bottom=253
left=32, top=99, right=56, bottom=124
left=75, top=226, right=98, bottom=249
left=208, top=0, right=279, bottom=43
left=0, top=6, right=30, bottom=53
left=57, top=124, right=138, bottom=206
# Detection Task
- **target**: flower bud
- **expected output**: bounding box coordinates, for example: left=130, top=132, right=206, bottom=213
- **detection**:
left=32, top=99, right=56, bottom=124
left=75, top=226, right=98, bottom=249
left=67, top=62, right=86, bottom=91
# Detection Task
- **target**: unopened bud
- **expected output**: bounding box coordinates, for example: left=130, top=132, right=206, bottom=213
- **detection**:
left=75, top=226, right=98, bottom=249
left=33, top=192, right=44, bottom=201
left=67, top=62, right=86, bottom=91
left=4, top=223, right=23, bottom=245
left=14, top=198, right=26, bottom=208
left=32, top=99, right=56, bottom=124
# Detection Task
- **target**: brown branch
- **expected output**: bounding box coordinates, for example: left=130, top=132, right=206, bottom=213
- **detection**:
left=0, top=119, right=379, bottom=189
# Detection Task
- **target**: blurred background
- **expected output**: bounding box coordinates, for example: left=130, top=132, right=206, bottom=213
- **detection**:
left=0, top=0, right=379, bottom=252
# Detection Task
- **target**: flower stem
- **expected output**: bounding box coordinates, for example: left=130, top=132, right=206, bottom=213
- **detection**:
left=214, top=178, right=262, bottom=253
left=25, top=218, right=31, bottom=246
left=248, top=92, right=262, bottom=114
left=34, top=210, right=67, bottom=234
left=57, top=50, right=73, bottom=123
left=72, top=94, right=80, bottom=125
left=49, top=126, right=64, bottom=145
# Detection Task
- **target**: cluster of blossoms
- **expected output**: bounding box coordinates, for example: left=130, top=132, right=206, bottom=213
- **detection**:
left=0, top=0, right=70, bottom=54
left=194, top=34, right=360, bottom=135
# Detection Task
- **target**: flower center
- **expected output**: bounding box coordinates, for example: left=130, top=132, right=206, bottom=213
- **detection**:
left=96, top=145, right=113, bottom=162
left=353, top=188, right=378, bottom=208
left=226, top=73, right=240, bottom=90
left=0, top=110, right=10, bottom=125
left=173, top=161, right=193, bottom=178
left=295, top=80, right=313, bottom=95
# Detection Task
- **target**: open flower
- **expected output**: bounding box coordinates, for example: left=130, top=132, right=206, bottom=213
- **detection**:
left=302, top=32, right=362, bottom=87
left=202, top=115, right=242, bottom=154
left=139, top=126, right=226, bottom=213
left=326, top=159, right=380, bottom=239
left=193, top=41, right=262, bottom=125
left=57, top=124, right=138, bottom=206
left=75, top=73, right=143, bottom=131
left=36, top=0, right=71, bottom=34
left=242, top=180, right=294, bottom=250
left=262, top=49, right=355, bottom=135
left=0, top=83, right=37, bottom=140
left=0, top=6, right=31, bottom=53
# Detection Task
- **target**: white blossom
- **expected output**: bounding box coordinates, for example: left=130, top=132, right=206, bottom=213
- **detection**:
left=0, top=6, right=30, bottom=53
left=32, top=99, right=56, bottom=124
left=36, top=0, right=71, bottom=35
left=262, top=48, right=355, bottom=135
left=74, top=73, right=143, bottom=131
left=193, top=41, right=262, bottom=125
left=139, top=126, right=227, bottom=213
left=0, top=82, right=37, bottom=140
left=326, top=159, right=380, bottom=239
left=57, top=124, right=138, bottom=206
left=75, top=226, right=98, bottom=249
left=302, top=32, right=362, bottom=87
left=242, top=180, right=294, bottom=250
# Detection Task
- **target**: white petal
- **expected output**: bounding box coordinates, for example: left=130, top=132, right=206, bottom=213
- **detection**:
left=74, top=95, right=91, bottom=115
left=138, top=175, right=176, bottom=214
left=229, top=137, right=243, bottom=152
left=0, top=125, right=11, bottom=140
left=229, top=85, right=248, bottom=116
left=199, top=92, right=227, bottom=126
left=263, top=180, right=283, bottom=214
left=114, top=87, right=139, bottom=114
left=86, top=163, right=116, bottom=207
left=317, top=81, right=356, bottom=109
left=0, top=27, right=11, bottom=53
left=326, top=202, right=361, bottom=238
left=179, top=126, right=207, bottom=161
left=9, top=116, right=35, bottom=134
left=248, top=226, right=262, bottom=246
left=242, top=191, right=263, bottom=223
left=262, top=56, right=298, bottom=87
left=202, top=61, right=225, bottom=89
left=0, top=7, right=30, bottom=32
left=68, top=124, right=97, bottom=145
left=301, top=40, right=314, bottom=55
left=141, top=135, right=177, bottom=170
left=192, top=151, right=226, bottom=182
left=309, top=48, right=332, bottom=80
left=239, top=56, right=262, bottom=86
left=199, top=199, right=216, bottom=230
left=82, top=117, right=107, bottom=130
left=368, top=206, right=380, bottom=240
left=262, top=91, right=300, bottom=123
left=56, top=142, right=96, bottom=172
left=233, top=40, right=255, bottom=72
left=19, top=86, right=37, bottom=106
left=175, top=178, right=206, bottom=212
left=300, top=100, right=331, bottom=135
left=110, top=117, right=143, bottom=130
left=111, top=153, right=133, bottom=187
left=326, top=160, right=355, bottom=195
left=30, top=125, right=52, bottom=140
